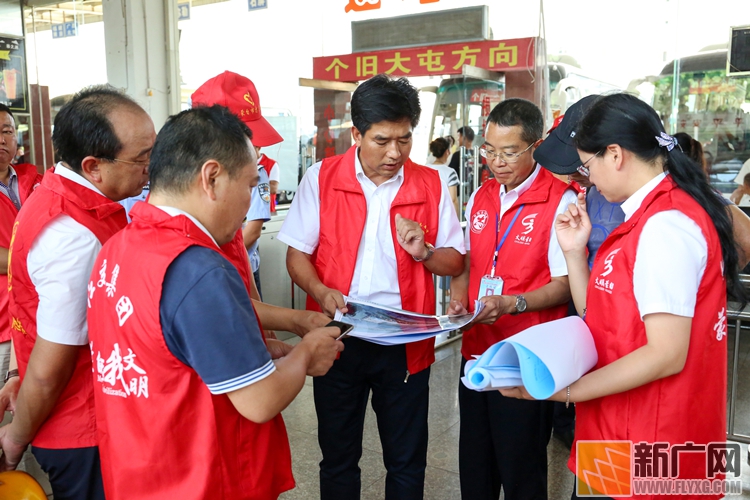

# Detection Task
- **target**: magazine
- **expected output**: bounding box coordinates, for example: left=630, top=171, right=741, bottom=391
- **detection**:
left=333, top=297, right=485, bottom=345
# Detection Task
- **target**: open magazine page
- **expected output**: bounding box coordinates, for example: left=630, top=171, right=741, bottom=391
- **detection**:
left=334, top=297, right=485, bottom=344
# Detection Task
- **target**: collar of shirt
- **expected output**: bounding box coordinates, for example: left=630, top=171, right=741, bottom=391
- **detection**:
left=621, top=172, right=668, bottom=222
left=354, top=147, right=404, bottom=192
left=154, top=205, right=219, bottom=247
left=498, top=163, right=540, bottom=216
left=55, top=162, right=107, bottom=198
left=0, top=164, right=18, bottom=199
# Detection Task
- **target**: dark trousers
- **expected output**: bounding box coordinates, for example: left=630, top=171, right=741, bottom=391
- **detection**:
left=458, top=358, right=553, bottom=500
left=32, top=445, right=105, bottom=500
left=553, top=401, right=576, bottom=433
left=313, top=338, right=430, bottom=500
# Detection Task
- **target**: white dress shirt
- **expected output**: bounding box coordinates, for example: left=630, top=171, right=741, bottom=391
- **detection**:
left=27, top=164, right=107, bottom=346
left=278, top=150, right=466, bottom=309
left=621, top=172, right=707, bottom=319
left=464, top=164, right=578, bottom=278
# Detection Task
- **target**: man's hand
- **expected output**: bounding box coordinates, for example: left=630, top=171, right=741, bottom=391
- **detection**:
left=447, top=299, right=468, bottom=316
left=0, top=424, right=26, bottom=471
left=395, top=213, right=428, bottom=259
left=474, top=294, right=516, bottom=324
left=0, top=377, right=20, bottom=414
left=298, top=326, right=344, bottom=377
left=292, top=310, right=333, bottom=337
left=266, top=339, right=294, bottom=360
left=264, top=330, right=278, bottom=340
left=312, top=285, right=347, bottom=318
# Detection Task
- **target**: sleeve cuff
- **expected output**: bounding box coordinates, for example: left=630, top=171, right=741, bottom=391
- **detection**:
left=276, top=233, right=315, bottom=255
left=36, top=324, right=89, bottom=346
left=206, top=360, right=276, bottom=395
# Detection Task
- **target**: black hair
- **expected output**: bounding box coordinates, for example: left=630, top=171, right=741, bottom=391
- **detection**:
left=149, top=105, right=254, bottom=195
left=457, top=126, right=475, bottom=142
left=487, top=98, right=543, bottom=145
left=674, top=132, right=705, bottom=172
left=52, top=85, right=143, bottom=174
left=0, top=103, right=14, bottom=121
left=429, top=137, right=450, bottom=158
left=351, top=74, right=420, bottom=135
left=574, top=93, right=745, bottom=302
left=744, top=173, right=750, bottom=187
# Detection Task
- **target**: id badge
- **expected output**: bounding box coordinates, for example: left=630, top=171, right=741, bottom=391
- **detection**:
left=478, top=275, right=504, bottom=298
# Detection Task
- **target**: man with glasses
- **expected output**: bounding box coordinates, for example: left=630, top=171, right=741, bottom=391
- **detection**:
left=0, top=86, right=153, bottom=500
left=0, top=104, right=41, bottom=400
left=448, top=98, right=576, bottom=499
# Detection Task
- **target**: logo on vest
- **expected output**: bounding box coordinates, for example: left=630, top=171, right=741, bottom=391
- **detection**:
left=714, top=307, right=727, bottom=341
left=515, top=213, right=539, bottom=245
left=89, top=259, right=134, bottom=326
left=471, top=210, right=489, bottom=234
left=94, top=342, right=149, bottom=399
left=595, top=248, right=621, bottom=294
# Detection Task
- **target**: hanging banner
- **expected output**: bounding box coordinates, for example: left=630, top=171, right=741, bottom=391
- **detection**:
left=313, top=38, right=535, bottom=82
left=345, top=0, right=439, bottom=12
left=0, top=37, right=27, bottom=113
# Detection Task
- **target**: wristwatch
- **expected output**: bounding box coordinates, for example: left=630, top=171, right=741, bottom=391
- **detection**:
left=413, top=242, right=435, bottom=263
left=3, top=369, right=18, bottom=384
left=512, top=295, right=527, bottom=315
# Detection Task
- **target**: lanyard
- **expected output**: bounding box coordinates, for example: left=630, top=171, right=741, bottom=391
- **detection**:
left=490, top=204, right=524, bottom=277
left=0, top=178, right=20, bottom=210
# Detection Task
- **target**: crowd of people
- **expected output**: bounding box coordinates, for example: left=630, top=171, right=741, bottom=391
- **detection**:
left=0, top=71, right=743, bottom=500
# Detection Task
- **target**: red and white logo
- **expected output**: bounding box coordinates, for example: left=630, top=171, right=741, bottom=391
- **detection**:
left=521, top=213, right=538, bottom=235
left=600, top=248, right=621, bottom=277
left=471, top=210, right=489, bottom=234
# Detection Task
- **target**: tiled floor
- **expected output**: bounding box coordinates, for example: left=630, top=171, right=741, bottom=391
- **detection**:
left=9, top=331, right=750, bottom=499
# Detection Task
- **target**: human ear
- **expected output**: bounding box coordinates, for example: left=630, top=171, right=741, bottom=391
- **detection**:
left=80, top=156, right=103, bottom=184
left=352, top=127, right=363, bottom=147
left=608, top=144, right=624, bottom=171
left=199, top=160, right=222, bottom=201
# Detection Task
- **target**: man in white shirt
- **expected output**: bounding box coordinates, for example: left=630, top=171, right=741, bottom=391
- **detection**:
left=0, top=86, right=154, bottom=500
left=449, top=98, right=575, bottom=499
left=279, top=74, right=465, bottom=500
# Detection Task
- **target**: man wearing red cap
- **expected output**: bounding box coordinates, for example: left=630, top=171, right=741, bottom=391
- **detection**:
left=192, top=71, right=282, bottom=301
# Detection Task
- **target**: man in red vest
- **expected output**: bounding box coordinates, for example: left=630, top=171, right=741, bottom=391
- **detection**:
left=0, top=103, right=41, bottom=402
left=0, top=86, right=154, bottom=500
left=449, top=98, right=575, bottom=499
left=278, top=74, right=466, bottom=500
left=86, top=105, right=343, bottom=499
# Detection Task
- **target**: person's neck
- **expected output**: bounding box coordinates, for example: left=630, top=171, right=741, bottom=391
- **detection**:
left=503, top=166, right=535, bottom=193
left=622, top=163, right=664, bottom=200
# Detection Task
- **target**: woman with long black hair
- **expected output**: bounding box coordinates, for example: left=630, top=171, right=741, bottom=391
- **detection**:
left=501, top=93, right=743, bottom=499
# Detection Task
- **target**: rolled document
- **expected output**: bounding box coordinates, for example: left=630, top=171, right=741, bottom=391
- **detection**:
left=461, top=316, right=598, bottom=399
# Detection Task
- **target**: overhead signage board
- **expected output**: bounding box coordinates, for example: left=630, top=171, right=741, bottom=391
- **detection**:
left=313, top=38, right=535, bottom=82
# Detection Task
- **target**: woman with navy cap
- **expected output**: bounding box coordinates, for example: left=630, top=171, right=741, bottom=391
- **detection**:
left=502, top=93, right=743, bottom=499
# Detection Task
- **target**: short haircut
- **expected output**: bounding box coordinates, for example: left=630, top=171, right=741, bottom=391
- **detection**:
left=0, top=103, right=14, bottom=122
left=429, top=137, right=450, bottom=158
left=487, top=98, right=544, bottom=145
left=457, top=126, right=475, bottom=142
left=351, top=74, right=420, bottom=135
left=149, top=105, right=254, bottom=195
left=52, top=85, right=144, bottom=174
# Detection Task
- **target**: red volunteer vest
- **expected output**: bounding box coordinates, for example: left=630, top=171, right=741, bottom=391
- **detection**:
left=87, top=202, right=293, bottom=500
left=310, top=146, right=441, bottom=375
left=569, top=177, right=727, bottom=496
left=8, top=168, right=127, bottom=448
left=221, top=228, right=254, bottom=295
left=0, top=163, right=42, bottom=343
left=463, top=167, right=570, bottom=358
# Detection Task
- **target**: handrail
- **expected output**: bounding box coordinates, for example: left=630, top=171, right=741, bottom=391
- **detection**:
left=726, top=274, right=750, bottom=443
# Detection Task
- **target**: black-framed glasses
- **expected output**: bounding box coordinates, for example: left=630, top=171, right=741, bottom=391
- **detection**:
left=479, top=142, right=534, bottom=164
left=98, top=157, right=150, bottom=168
left=576, top=150, right=604, bottom=177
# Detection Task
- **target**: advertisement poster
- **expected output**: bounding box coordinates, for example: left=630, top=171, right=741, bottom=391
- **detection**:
left=0, top=36, right=27, bottom=113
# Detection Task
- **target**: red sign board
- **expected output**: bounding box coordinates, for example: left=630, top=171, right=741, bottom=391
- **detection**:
left=313, top=38, right=535, bottom=82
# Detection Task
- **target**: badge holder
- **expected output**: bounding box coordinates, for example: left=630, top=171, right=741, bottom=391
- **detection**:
left=476, top=206, right=523, bottom=301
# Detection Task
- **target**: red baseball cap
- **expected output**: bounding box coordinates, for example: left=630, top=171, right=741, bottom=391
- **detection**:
left=191, top=71, right=283, bottom=147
